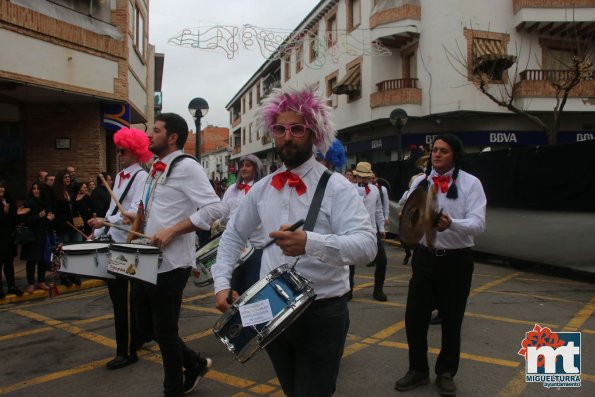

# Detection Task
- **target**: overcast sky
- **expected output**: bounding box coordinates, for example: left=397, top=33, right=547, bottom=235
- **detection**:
left=149, top=0, right=320, bottom=132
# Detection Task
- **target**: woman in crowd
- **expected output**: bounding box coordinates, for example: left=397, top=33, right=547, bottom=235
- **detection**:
left=0, top=180, right=23, bottom=297
left=75, top=182, right=94, bottom=237
left=21, top=182, right=54, bottom=293
left=51, top=170, right=81, bottom=286
left=87, top=179, right=96, bottom=194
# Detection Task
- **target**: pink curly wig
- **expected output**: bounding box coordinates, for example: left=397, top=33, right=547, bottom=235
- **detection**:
left=113, top=127, right=153, bottom=163
left=256, top=84, right=336, bottom=154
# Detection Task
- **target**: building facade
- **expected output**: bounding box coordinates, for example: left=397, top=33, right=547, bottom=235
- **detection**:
left=227, top=0, right=595, bottom=170
left=0, top=0, right=157, bottom=198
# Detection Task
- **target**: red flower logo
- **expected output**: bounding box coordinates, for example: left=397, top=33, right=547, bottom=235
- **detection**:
left=518, top=324, right=565, bottom=367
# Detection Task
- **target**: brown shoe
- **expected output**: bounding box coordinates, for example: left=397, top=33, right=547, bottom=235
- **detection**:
left=37, top=282, right=50, bottom=291
left=435, top=373, right=456, bottom=396
left=395, top=370, right=429, bottom=391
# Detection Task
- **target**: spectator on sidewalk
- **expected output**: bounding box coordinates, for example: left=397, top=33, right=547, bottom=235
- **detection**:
left=0, top=180, right=24, bottom=298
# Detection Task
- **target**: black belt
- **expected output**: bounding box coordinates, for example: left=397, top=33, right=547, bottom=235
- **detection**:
left=418, top=244, right=471, bottom=257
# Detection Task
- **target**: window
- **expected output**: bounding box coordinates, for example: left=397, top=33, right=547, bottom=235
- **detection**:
left=327, top=13, right=338, bottom=48
left=242, top=98, right=245, bottom=114
left=50, top=0, right=112, bottom=23
left=326, top=72, right=339, bottom=108
left=545, top=48, right=575, bottom=70
left=284, top=53, right=291, bottom=82
left=296, top=43, right=303, bottom=73
left=242, top=128, right=245, bottom=145
left=249, top=123, right=253, bottom=143
left=401, top=43, right=418, bottom=79
left=464, top=29, right=514, bottom=83
left=347, top=0, right=361, bottom=32
left=130, top=2, right=146, bottom=57
left=249, top=91, right=253, bottom=109
left=309, top=28, right=319, bottom=63
left=256, top=82, right=261, bottom=102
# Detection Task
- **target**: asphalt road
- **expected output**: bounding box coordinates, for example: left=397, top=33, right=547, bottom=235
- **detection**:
left=1, top=245, right=594, bottom=397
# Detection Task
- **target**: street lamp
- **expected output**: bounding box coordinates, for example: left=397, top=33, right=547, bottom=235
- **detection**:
left=389, top=108, right=408, bottom=161
left=188, top=97, right=209, bottom=160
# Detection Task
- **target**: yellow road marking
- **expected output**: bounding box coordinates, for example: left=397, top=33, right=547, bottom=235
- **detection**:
left=582, top=328, right=595, bottom=335
left=487, top=290, right=594, bottom=306
left=0, top=326, right=53, bottom=341
left=72, top=314, right=113, bottom=325
left=181, top=303, right=221, bottom=314
left=10, top=309, right=116, bottom=349
left=464, top=311, right=559, bottom=328
left=469, top=272, right=522, bottom=298
left=182, top=292, right=213, bottom=303
left=563, top=295, right=595, bottom=331
left=516, top=276, right=588, bottom=286
left=496, top=370, right=527, bottom=397
left=0, top=357, right=112, bottom=395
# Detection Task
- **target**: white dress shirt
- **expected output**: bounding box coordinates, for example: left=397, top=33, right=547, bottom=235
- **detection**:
left=212, top=156, right=377, bottom=299
left=96, top=164, right=148, bottom=243
left=220, top=181, right=265, bottom=248
left=144, top=150, right=223, bottom=273
left=380, top=185, right=390, bottom=221
left=407, top=168, right=487, bottom=249
left=358, top=184, right=385, bottom=234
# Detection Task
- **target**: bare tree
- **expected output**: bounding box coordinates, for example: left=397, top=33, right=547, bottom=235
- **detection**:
left=446, top=24, right=594, bottom=145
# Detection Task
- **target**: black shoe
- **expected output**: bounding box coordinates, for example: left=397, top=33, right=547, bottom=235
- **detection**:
left=7, top=286, right=24, bottom=296
left=395, top=370, right=430, bottom=391
left=72, top=277, right=81, bottom=286
left=184, top=357, right=212, bottom=394
left=430, top=314, right=442, bottom=325
left=373, top=288, right=387, bottom=302
left=0, top=288, right=5, bottom=299
left=61, top=277, right=73, bottom=287
left=366, top=262, right=375, bottom=267
left=106, top=354, right=138, bottom=370
left=435, top=373, right=456, bottom=396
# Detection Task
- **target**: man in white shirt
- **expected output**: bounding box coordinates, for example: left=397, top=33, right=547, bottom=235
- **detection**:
left=212, top=85, right=377, bottom=397
left=353, top=162, right=388, bottom=301
left=129, top=113, right=223, bottom=397
left=88, top=127, right=151, bottom=370
left=395, top=134, right=486, bottom=397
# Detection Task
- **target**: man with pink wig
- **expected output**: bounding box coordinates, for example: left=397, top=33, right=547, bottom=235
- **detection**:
left=88, top=126, right=151, bottom=370
left=213, top=85, right=377, bottom=396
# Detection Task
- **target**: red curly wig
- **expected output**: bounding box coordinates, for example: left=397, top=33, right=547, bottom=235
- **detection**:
left=113, top=127, right=153, bottom=163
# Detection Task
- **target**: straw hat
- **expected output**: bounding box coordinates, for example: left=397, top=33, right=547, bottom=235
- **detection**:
left=353, top=162, right=374, bottom=177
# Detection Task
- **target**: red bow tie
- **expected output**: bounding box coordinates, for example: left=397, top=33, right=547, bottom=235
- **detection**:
left=151, top=161, right=166, bottom=177
left=271, top=171, right=307, bottom=196
left=364, top=185, right=370, bottom=195
left=238, top=183, right=251, bottom=193
left=432, top=175, right=451, bottom=193
left=118, top=172, right=130, bottom=187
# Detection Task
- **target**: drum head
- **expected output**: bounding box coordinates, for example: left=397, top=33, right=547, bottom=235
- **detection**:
left=111, top=243, right=160, bottom=252
left=63, top=242, right=110, bottom=251
left=196, top=235, right=222, bottom=260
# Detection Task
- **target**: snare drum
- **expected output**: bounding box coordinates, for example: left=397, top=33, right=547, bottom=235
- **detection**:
left=191, top=236, right=255, bottom=288
left=108, top=243, right=161, bottom=285
left=60, top=242, right=114, bottom=279
left=213, top=264, right=316, bottom=363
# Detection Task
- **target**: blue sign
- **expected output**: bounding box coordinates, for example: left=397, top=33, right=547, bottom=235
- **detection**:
left=346, top=130, right=595, bottom=154
left=101, top=103, right=130, bottom=132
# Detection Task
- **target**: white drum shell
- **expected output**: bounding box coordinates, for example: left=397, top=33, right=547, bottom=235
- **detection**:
left=108, top=243, right=161, bottom=285
left=61, top=243, right=114, bottom=279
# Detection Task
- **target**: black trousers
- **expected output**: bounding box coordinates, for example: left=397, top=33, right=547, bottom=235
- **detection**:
left=265, top=296, right=349, bottom=397
left=107, top=277, right=143, bottom=357
left=405, top=247, right=474, bottom=377
left=133, top=267, right=200, bottom=397
left=26, top=261, right=46, bottom=284
left=0, top=257, right=16, bottom=288
left=373, top=233, right=387, bottom=287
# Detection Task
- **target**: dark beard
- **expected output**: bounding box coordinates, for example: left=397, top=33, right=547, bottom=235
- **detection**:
left=277, top=143, right=312, bottom=168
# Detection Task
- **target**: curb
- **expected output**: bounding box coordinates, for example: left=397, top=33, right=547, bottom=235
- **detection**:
left=0, top=279, right=106, bottom=305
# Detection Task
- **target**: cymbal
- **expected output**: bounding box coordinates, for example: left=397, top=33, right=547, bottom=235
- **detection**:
left=424, top=185, right=439, bottom=249
left=398, top=187, right=428, bottom=249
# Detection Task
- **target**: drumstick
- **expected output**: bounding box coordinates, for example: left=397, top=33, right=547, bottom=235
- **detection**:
left=66, top=221, right=91, bottom=240
left=103, top=221, right=151, bottom=239
left=98, top=173, right=127, bottom=216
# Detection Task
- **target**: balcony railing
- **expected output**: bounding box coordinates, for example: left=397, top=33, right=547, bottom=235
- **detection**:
left=513, top=0, right=595, bottom=14
left=232, top=146, right=241, bottom=155
left=376, top=78, right=418, bottom=91
left=519, top=69, right=594, bottom=81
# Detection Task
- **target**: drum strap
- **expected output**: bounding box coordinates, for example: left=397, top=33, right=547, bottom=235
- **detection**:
left=102, top=170, right=142, bottom=236
left=303, top=169, right=333, bottom=232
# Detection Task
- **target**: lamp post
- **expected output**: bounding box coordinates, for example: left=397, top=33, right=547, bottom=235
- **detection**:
left=188, top=97, right=209, bottom=160
left=389, top=108, right=408, bottom=161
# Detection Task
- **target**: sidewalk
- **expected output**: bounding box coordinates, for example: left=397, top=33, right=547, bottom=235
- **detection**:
left=1, top=255, right=106, bottom=305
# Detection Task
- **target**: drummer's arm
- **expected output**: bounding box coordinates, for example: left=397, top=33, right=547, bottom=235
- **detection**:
left=151, top=218, right=199, bottom=248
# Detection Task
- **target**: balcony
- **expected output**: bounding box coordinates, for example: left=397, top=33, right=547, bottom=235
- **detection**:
left=515, top=69, right=595, bottom=97
left=369, top=1, right=420, bottom=47
left=513, top=0, right=595, bottom=37
left=370, top=78, right=421, bottom=108
left=231, top=114, right=241, bottom=128
left=232, top=146, right=241, bottom=155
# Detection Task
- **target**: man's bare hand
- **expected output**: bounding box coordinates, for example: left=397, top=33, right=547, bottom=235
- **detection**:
left=215, top=289, right=239, bottom=312
left=269, top=224, right=307, bottom=257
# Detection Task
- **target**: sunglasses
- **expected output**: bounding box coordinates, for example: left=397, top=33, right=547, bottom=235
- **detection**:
left=271, top=124, right=309, bottom=138
left=117, top=148, right=127, bottom=155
